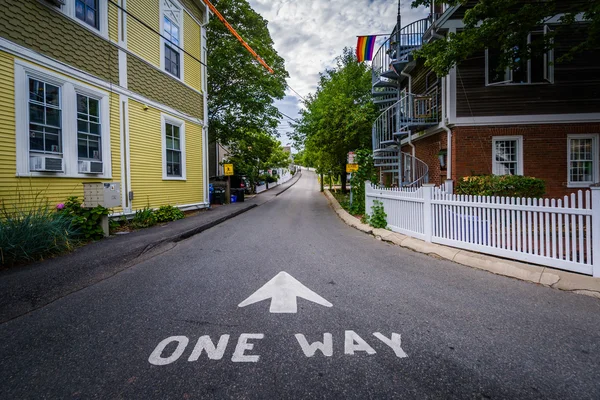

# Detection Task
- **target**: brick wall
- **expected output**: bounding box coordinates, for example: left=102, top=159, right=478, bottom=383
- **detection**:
left=450, top=123, right=600, bottom=198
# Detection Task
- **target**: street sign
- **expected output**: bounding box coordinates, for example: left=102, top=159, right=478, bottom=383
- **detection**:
left=238, top=271, right=333, bottom=313
left=224, top=164, right=234, bottom=176
left=346, top=163, right=359, bottom=173
left=347, top=151, right=355, bottom=164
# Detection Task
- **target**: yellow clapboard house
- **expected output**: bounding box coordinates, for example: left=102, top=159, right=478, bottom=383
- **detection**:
left=0, top=0, right=209, bottom=215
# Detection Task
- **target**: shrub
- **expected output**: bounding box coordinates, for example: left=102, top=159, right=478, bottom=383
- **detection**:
left=368, top=200, right=388, bottom=229
left=266, top=175, right=277, bottom=183
left=0, top=197, right=77, bottom=266
left=455, top=175, right=546, bottom=198
left=131, top=207, right=157, bottom=229
left=155, top=205, right=185, bottom=223
left=59, top=196, right=109, bottom=241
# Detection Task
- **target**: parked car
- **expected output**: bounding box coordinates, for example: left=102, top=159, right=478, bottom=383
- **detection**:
left=209, top=175, right=252, bottom=194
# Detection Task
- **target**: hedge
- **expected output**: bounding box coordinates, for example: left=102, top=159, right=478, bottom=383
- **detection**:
left=455, top=175, right=546, bottom=198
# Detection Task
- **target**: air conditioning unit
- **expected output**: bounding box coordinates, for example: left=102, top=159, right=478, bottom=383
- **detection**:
left=47, top=0, right=67, bottom=6
left=78, top=160, right=103, bottom=174
left=30, top=156, right=64, bottom=172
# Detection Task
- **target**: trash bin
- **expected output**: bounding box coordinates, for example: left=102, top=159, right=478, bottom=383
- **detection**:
left=211, top=188, right=225, bottom=205
left=232, top=188, right=245, bottom=202
left=230, top=194, right=237, bottom=203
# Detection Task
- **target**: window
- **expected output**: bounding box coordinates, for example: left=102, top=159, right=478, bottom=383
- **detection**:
left=492, top=136, right=523, bottom=176
left=161, top=0, right=182, bottom=79
left=77, top=94, right=101, bottom=160
left=568, top=135, right=599, bottom=187
left=162, top=115, right=185, bottom=180
left=16, top=60, right=111, bottom=177
left=75, top=0, right=99, bottom=29
left=166, top=124, right=181, bottom=177
left=164, top=42, right=180, bottom=78
left=486, top=26, right=554, bottom=85
left=29, top=78, right=62, bottom=155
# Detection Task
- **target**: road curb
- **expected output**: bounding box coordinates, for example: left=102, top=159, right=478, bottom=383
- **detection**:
left=323, top=189, right=600, bottom=300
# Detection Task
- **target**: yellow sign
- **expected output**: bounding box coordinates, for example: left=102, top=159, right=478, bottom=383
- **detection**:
left=346, top=163, right=358, bottom=173
left=224, top=164, right=234, bottom=176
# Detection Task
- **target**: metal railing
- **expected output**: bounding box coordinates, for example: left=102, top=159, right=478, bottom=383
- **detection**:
left=372, top=92, right=438, bottom=152
left=371, top=26, right=398, bottom=86
left=372, top=150, right=429, bottom=188
left=371, top=18, right=431, bottom=87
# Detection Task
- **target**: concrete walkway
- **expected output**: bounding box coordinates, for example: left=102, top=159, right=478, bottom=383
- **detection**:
left=0, top=172, right=302, bottom=323
left=324, top=189, right=600, bottom=300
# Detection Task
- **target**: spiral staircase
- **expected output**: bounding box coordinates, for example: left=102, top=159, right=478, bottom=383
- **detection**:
left=371, top=18, right=439, bottom=187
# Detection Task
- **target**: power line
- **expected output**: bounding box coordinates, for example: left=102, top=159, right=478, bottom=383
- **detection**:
left=109, top=0, right=301, bottom=126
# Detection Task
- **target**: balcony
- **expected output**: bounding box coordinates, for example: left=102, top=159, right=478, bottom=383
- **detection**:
left=372, top=91, right=439, bottom=153
left=371, top=18, right=431, bottom=89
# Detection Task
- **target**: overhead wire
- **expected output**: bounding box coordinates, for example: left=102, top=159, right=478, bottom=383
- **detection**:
left=108, top=0, right=304, bottom=123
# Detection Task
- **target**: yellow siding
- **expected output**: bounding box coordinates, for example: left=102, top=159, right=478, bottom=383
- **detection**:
left=183, top=11, right=202, bottom=91
left=0, top=51, right=122, bottom=212
left=127, top=0, right=160, bottom=67
left=108, top=0, right=119, bottom=43
left=128, top=99, right=204, bottom=209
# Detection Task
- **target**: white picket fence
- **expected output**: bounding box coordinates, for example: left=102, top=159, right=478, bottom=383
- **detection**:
left=366, top=182, right=600, bottom=277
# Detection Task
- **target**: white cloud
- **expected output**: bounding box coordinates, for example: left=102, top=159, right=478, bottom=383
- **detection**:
left=247, top=0, right=429, bottom=142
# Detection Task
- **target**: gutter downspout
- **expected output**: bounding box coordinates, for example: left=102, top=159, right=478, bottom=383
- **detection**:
left=431, top=31, right=452, bottom=181
left=401, top=70, right=416, bottom=183
left=201, top=15, right=210, bottom=207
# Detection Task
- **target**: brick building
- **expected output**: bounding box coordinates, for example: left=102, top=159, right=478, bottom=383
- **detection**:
left=372, top=2, right=600, bottom=198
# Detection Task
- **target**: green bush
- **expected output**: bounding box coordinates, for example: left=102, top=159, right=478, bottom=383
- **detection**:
left=368, top=200, right=388, bottom=229
left=131, top=207, right=157, bottom=229
left=155, top=205, right=185, bottom=223
left=266, top=175, right=277, bottom=183
left=0, top=198, right=77, bottom=266
left=455, top=175, right=546, bottom=198
left=58, top=196, right=109, bottom=241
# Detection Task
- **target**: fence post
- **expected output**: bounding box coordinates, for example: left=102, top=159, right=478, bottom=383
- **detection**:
left=591, top=185, right=600, bottom=278
left=444, top=179, right=454, bottom=194
left=422, top=184, right=435, bottom=242
left=365, top=181, right=371, bottom=215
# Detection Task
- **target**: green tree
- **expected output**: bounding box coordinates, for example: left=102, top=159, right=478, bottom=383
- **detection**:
left=224, top=130, right=290, bottom=192
left=292, top=48, right=377, bottom=192
left=412, top=0, right=599, bottom=76
left=207, top=0, right=289, bottom=146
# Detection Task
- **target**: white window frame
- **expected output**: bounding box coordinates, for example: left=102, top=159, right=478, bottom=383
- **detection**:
left=160, top=0, right=185, bottom=82
left=567, top=134, right=599, bottom=188
left=161, top=113, right=186, bottom=180
left=15, top=59, right=112, bottom=178
left=485, top=26, right=554, bottom=86
left=52, top=0, right=109, bottom=39
left=492, top=136, right=524, bottom=176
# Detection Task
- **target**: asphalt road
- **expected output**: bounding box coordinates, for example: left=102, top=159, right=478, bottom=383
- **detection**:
left=1, top=170, right=600, bottom=399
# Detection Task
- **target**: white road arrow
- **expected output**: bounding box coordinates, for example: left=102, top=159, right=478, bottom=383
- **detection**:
left=238, top=272, right=333, bottom=313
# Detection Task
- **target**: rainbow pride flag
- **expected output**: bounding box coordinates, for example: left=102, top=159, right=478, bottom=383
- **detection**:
left=356, top=36, right=377, bottom=62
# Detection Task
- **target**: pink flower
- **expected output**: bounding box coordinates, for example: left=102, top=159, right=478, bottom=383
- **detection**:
left=56, top=203, right=65, bottom=210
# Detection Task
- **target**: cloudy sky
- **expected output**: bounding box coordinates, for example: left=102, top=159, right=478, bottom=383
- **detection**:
left=247, top=0, right=429, bottom=147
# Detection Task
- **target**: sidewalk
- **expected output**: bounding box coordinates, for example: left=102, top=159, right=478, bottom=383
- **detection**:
left=323, top=189, right=600, bottom=300
left=0, top=172, right=302, bottom=323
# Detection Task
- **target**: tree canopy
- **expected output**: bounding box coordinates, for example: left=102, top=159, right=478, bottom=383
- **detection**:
left=412, top=0, right=599, bottom=76
left=292, top=48, right=377, bottom=191
left=207, top=0, right=289, bottom=145
left=224, top=130, right=290, bottom=188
